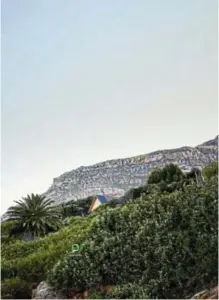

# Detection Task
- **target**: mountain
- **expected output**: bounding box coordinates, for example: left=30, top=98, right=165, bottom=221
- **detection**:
left=44, top=136, right=218, bottom=204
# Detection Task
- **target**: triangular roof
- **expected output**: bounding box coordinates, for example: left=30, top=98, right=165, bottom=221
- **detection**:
left=96, top=194, right=108, bottom=204
left=88, top=194, right=113, bottom=213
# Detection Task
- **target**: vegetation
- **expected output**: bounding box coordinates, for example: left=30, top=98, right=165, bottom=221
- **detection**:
left=59, top=196, right=94, bottom=218
left=6, top=194, right=62, bottom=239
left=105, top=283, right=149, bottom=299
left=1, top=163, right=218, bottom=299
left=1, top=217, right=91, bottom=299
left=1, top=277, right=32, bottom=299
left=147, top=163, right=185, bottom=185
left=202, top=162, right=218, bottom=180
left=124, top=164, right=208, bottom=202
left=48, top=172, right=218, bottom=299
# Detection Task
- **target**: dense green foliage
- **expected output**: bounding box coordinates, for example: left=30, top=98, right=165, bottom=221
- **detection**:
left=105, top=283, right=149, bottom=299
left=147, top=163, right=185, bottom=185
left=124, top=164, right=184, bottom=201
left=124, top=164, right=213, bottom=202
left=48, top=175, right=218, bottom=299
left=59, top=196, right=94, bottom=218
left=1, top=163, right=218, bottom=299
left=1, top=277, right=32, bottom=299
left=1, top=217, right=91, bottom=299
left=6, top=194, right=62, bottom=239
left=85, top=283, right=149, bottom=299
left=203, top=162, right=218, bottom=180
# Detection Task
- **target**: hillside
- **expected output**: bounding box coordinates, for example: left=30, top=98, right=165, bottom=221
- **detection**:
left=44, top=136, right=218, bottom=203
left=1, top=165, right=218, bottom=299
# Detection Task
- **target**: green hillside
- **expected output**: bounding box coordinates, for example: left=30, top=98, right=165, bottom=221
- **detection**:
left=1, top=163, right=218, bottom=299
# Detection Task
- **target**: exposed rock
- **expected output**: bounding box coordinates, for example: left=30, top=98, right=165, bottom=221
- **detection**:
left=190, top=286, right=218, bottom=299
left=33, top=281, right=65, bottom=299
left=43, top=136, right=218, bottom=204
left=190, top=290, right=209, bottom=299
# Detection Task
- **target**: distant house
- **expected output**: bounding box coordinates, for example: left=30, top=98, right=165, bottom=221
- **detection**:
left=88, top=194, right=111, bottom=213
left=88, top=191, right=126, bottom=213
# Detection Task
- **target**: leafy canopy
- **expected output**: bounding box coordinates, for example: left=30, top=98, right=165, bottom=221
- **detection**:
left=147, top=163, right=185, bottom=185
left=203, top=162, right=218, bottom=180
left=6, top=193, right=62, bottom=238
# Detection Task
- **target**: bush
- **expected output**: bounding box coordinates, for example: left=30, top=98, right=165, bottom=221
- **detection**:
left=1, top=277, right=32, bottom=299
left=85, top=289, right=103, bottom=299
left=105, top=283, right=148, bottom=299
left=59, top=196, right=94, bottom=218
left=147, top=163, right=185, bottom=185
left=49, top=176, right=218, bottom=299
left=1, top=217, right=92, bottom=287
left=1, top=221, right=20, bottom=238
left=203, top=162, right=218, bottom=180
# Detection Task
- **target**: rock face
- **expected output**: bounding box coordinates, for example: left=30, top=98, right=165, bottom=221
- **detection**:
left=33, top=281, right=65, bottom=299
left=44, top=136, right=218, bottom=204
left=190, top=286, right=218, bottom=299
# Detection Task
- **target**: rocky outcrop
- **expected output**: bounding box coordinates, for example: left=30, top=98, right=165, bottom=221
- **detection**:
left=190, top=286, right=218, bottom=299
left=44, top=136, right=218, bottom=204
left=33, top=281, right=65, bottom=299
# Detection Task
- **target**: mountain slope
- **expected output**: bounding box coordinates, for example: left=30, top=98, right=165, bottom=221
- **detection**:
left=44, top=136, right=218, bottom=203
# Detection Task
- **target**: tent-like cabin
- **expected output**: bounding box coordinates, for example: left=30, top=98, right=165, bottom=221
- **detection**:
left=88, top=194, right=110, bottom=213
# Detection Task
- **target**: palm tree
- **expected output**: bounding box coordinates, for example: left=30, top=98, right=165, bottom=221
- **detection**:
left=6, top=194, right=62, bottom=239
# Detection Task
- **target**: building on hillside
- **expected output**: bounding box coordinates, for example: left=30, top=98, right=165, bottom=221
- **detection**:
left=88, top=194, right=112, bottom=213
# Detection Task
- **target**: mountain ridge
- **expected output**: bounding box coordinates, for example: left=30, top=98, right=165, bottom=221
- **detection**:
left=43, top=135, right=218, bottom=204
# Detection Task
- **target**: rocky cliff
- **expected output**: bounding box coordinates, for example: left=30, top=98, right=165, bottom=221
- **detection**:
left=44, top=136, right=218, bottom=204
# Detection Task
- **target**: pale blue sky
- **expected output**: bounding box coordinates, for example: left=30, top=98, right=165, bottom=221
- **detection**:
left=1, top=0, right=218, bottom=213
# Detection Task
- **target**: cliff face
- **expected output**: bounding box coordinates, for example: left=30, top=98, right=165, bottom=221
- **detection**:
left=44, top=136, right=218, bottom=203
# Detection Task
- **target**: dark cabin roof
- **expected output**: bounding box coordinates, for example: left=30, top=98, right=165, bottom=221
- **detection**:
left=96, top=194, right=109, bottom=204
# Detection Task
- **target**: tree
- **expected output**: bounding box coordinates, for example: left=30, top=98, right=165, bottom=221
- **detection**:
left=60, top=196, right=94, bottom=218
left=203, top=162, right=218, bottom=180
left=6, top=194, right=61, bottom=239
left=185, top=167, right=200, bottom=180
left=147, top=163, right=185, bottom=185
left=147, top=169, right=162, bottom=184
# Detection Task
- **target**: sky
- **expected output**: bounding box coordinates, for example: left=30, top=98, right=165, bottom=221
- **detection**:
left=1, top=0, right=218, bottom=214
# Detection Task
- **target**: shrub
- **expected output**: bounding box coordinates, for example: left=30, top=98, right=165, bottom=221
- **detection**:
left=48, top=176, right=218, bottom=299
left=147, top=163, right=185, bottom=185
left=105, top=283, right=148, bottom=299
left=85, top=289, right=103, bottom=299
left=1, top=277, right=32, bottom=299
left=1, top=217, right=92, bottom=286
left=59, top=196, right=94, bottom=218
left=203, top=162, right=218, bottom=180
left=1, top=221, right=20, bottom=237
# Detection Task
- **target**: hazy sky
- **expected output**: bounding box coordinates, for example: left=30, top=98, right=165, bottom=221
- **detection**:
left=1, top=0, right=218, bottom=214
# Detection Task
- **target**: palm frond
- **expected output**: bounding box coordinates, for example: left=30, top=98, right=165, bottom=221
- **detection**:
left=6, top=193, right=61, bottom=239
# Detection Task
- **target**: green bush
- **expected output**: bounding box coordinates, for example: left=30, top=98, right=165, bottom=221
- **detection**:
left=59, top=196, right=93, bottom=218
left=147, top=163, right=185, bottom=185
left=1, top=221, right=20, bottom=238
left=1, top=277, right=32, bottom=299
left=105, top=283, right=148, bottom=299
left=85, top=289, right=103, bottom=299
left=1, top=217, right=92, bottom=285
left=49, top=176, right=218, bottom=299
left=203, top=162, right=218, bottom=180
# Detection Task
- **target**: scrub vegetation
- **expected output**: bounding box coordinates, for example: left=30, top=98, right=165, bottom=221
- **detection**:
left=1, top=163, right=218, bottom=299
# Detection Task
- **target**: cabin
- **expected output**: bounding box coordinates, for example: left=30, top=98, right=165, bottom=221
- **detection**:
left=88, top=194, right=111, bottom=213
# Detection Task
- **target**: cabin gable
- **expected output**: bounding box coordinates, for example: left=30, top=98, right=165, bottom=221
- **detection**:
left=88, top=194, right=109, bottom=213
